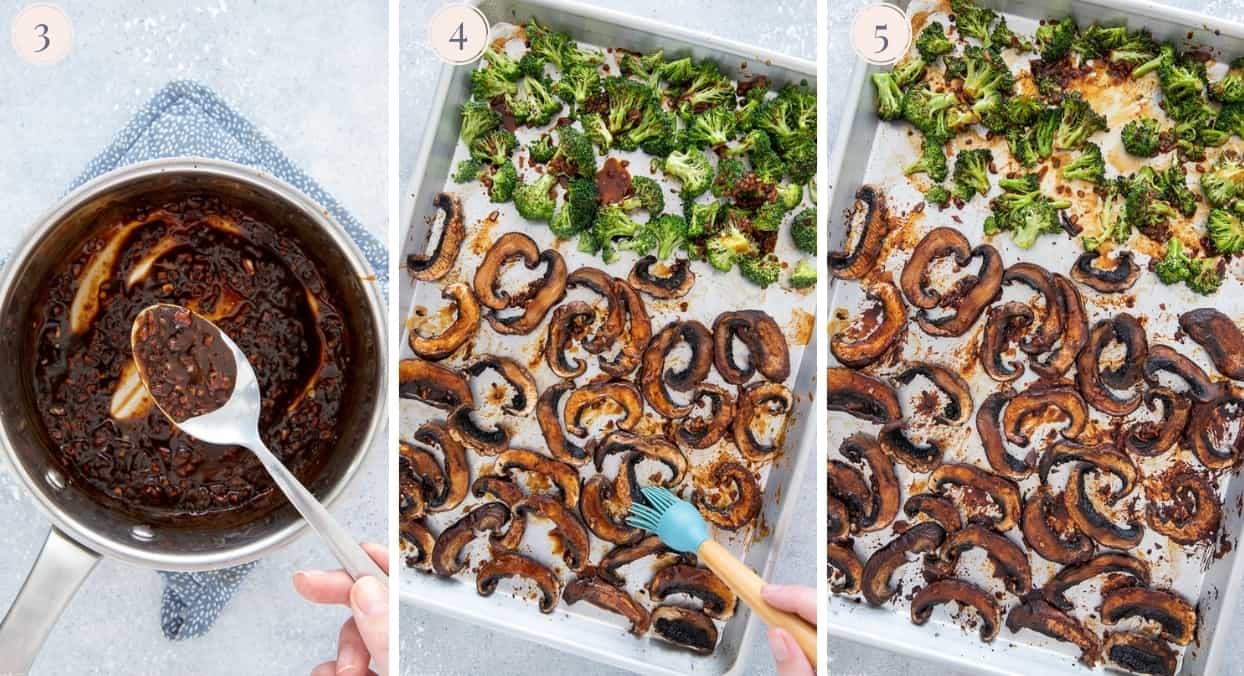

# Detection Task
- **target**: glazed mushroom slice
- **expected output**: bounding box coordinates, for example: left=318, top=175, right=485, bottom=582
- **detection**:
left=1144, top=344, right=1223, bottom=403
left=640, top=320, right=713, bottom=418
left=611, top=450, right=680, bottom=511
left=466, top=355, right=538, bottom=416
left=712, top=310, right=790, bottom=384
left=1043, top=552, right=1151, bottom=611
left=978, top=301, right=1035, bottom=382
left=939, top=524, right=1033, bottom=594
left=827, top=496, right=851, bottom=540
left=1001, top=386, right=1088, bottom=447
left=1146, top=470, right=1222, bottom=545
left=563, top=576, right=651, bottom=635
left=904, top=493, right=962, bottom=532
left=1180, top=308, right=1244, bottom=380
left=562, top=380, right=643, bottom=438
left=1006, top=597, right=1102, bottom=666
left=580, top=475, right=642, bottom=546
left=650, top=605, right=718, bottom=655
left=674, top=384, right=734, bottom=449
left=648, top=564, right=737, bottom=620
left=1033, top=274, right=1088, bottom=379
left=1039, top=442, right=1135, bottom=502
left=1021, top=486, right=1095, bottom=565
left=481, top=243, right=568, bottom=336
left=536, top=380, right=588, bottom=466
left=598, top=535, right=684, bottom=587
left=830, top=277, right=907, bottom=368
left=1003, top=262, right=1064, bottom=354
left=398, top=358, right=473, bottom=410
left=915, top=244, right=1005, bottom=338
left=693, top=461, right=762, bottom=531
left=841, top=433, right=900, bottom=532
left=401, top=440, right=447, bottom=511
left=1100, top=586, right=1197, bottom=646
left=1064, top=465, right=1145, bottom=549
left=545, top=301, right=595, bottom=378
left=447, top=405, right=510, bottom=455
left=1187, top=394, right=1244, bottom=470
left=628, top=256, right=695, bottom=298
left=860, top=521, right=946, bottom=606
left=1126, top=387, right=1191, bottom=457
left=828, top=541, right=864, bottom=594
left=599, top=278, right=652, bottom=378
left=1103, top=632, right=1177, bottom=676
left=476, top=552, right=562, bottom=613
left=496, top=448, right=581, bottom=509
left=910, top=579, right=1001, bottom=642
left=830, top=185, right=889, bottom=280
left=734, top=381, right=793, bottom=461
left=828, top=460, right=873, bottom=529
left=473, top=232, right=541, bottom=310
left=430, top=501, right=511, bottom=576
left=900, top=226, right=972, bottom=309
left=896, top=363, right=973, bottom=426
left=593, top=430, right=689, bottom=486
left=407, top=192, right=464, bottom=281
left=515, top=494, right=591, bottom=572
left=567, top=266, right=624, bottom=353
left=826, top=367, right=902, bottom=423
left=1070, top=250, right=1140, bottom=293
left=411, top=421, right=470, bottom=512
left=878, top=420, right=942, bottom=473
left=929, top=464, right=1022, bottom=533
left=470, top=475, right=526, bottom=550
left=1077, top=318, right=1143, bottom=416
left=408, top=282, right=480, bottom=360
left=977, top=387, right=1031, bottom=479
left=1098, top=313, right=1148, bottom=390
left=399, top=464, right=429, bottom=519
left=399, top=513, right=435, bottom=571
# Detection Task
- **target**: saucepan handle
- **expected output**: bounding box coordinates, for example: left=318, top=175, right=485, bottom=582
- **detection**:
left=0, top=528, right=100, bottom=674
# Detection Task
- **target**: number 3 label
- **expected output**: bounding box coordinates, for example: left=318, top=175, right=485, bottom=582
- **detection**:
left=11, top=3, right=72, bottom=65
left=429, top=4, right=489, bottom=65
left=850, top=4, right=910, bottom=65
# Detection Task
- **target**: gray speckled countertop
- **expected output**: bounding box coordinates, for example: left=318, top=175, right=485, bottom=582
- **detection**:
left=0, top=1, right=387, bottom=673
left=399, top=1, right=814, bottom=674
left=826, top=1, right=1244, bottom=675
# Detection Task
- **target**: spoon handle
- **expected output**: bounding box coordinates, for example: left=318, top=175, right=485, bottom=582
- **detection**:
left=249, top=438, right=388, bottom=582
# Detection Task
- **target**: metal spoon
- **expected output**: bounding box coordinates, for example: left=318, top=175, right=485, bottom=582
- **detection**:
left=131, top=304, right=386, bottom=582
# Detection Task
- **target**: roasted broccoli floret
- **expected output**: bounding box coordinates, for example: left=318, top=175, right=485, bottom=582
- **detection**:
left=1121, top=118, right=1160, bottom=157
left=512, top=76, right=563, bottom=126
left=552, top=65, right=603, bottom=108
left=925, top=184, right=952, bottom=206
left=1208, top=208, right=1244, bottom=254
left=604, top=77, right=654, bottom=135
left=1212, top=58, right=1244, bottom=102
left=517, top=52, right=547, bottom=79
left=1122, top=167, right=1178, bottom=236
left=1106, top=29, right=1157, bottom=72
left=789, top=259, right=816, bottom=289
left=1187, top=260, right=1225, bottom=295
left=950, top=0, right=997, bottom=46
left=752, top=96, right=799, bottom=148
left=951, top=148, right=993, bottom=201
left=548, top=126, right=596, bottom=178
left=451, top=158, right=484, bottom=184
left=988, top=17, right=1030, bottom=52
left=752, top=202, right=788, bottom=232
left=781, top=134, right=817, bottom=184
left=1060, top=142, right=1105, bottom=184
left=617, top=106, right=674, bottom=152
left=562, top=176, right=599, bottom=234
left=460, top=101, right=501, bottom=147
left=705, top=226, right=757, bottom=272
left=1054, top=93, right=1107, bottom=150
left=527, top=134, right=555, bottom=164
left=658, top=148, right=713, bottom=199
left=1006, top=128, right=1039, bottom=168
left=902, top=86, right=955, bottom=140
left=472, top=65, right=518, bottom=100
left=960, top=46, right=1014, bottom=101
left=1133, top=43, right=1175, bottom=79
left=710, top=158, right=747, bottom=199
left=890, top=58, right=927, bottom=90
left=790, top=207, right=816, bottom=254
left=1157, top=54, right=1206, bottom=104
left=1155, top=238, right=1194, bottom=284
left=659, top=56, right=697, bottom=85
left=985, top=173, right=1072, bottom=248
left=904, top=137, right=949, bottom=182
left=1035, top=17, right=1077, bottom=62
left=1034, top=106, right=1060, bottom=159
left=1159, top=161, right=1197, bottom=217
left=619, top=48, right=665, bottom=87
left=619, top=176, right=665, bottom=215
left=1083, top=178, right=1128, bottom=249
left=649, top=213, right=689, bottom=259
left=916, top=21, right=955, bottom=63
left=778, top=183, right=803, bottom=210
left=469, top=129, right=518, bottom=165
left=1004, top=95, right=1042, bottom=128
left=1201, top=158, right=1244, bottom=208
left=590, top=203, right=643, bottom=263
left=687, top=105, right=737, bottom=149
left=488, top=161, right=518, bottom=202
left=739, top=253, right=781, bottom=288
left=579, top=113, right=613, bottom=152
left=524, top=20, right=573, bottom=70
left=483, top=45, right=521, bottom=81
left=686, top=200, right=721, bottom=239
left=514, top=173, right=557, bottom=222
left=871, top=72, right=905, bottom=121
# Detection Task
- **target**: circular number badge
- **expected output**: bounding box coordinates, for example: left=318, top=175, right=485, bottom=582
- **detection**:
left=850, top=3, right=911, bottom=65
left=12, top=3, right=72, bottom=65
left=429, top=4, right=490, bottom=65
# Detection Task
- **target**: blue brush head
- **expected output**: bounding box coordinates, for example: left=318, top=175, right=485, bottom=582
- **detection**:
left=625, top=486, right=710, bottom=554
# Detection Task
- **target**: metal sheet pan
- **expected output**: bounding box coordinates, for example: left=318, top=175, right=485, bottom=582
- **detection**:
left=400, top=2, right=817, bottom=674
left=826, top=0, right=1244, bottom=674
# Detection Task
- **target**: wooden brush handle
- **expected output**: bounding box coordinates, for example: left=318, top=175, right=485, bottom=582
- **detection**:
left=697, top=540, right=817, bottom=666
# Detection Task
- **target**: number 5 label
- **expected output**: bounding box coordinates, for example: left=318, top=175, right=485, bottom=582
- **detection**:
left=429, top=4, right=489, bottom=65
left=11, top=3, right=72, bottom=65
left=849, top=3, right=910, bottom=65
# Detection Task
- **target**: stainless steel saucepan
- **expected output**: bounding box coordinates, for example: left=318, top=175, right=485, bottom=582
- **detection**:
left=0, top=158, right=386, bottom=673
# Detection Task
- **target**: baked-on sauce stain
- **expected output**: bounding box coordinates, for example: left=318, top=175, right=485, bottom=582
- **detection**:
left=32, top=195, right=350, bottom=524
left=132, top=305, right=237, bottom=423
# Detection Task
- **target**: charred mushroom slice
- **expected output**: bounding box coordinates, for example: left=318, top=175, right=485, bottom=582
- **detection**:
left=1022, top=486, right=1095, bottom=565
left=1071, top=250, right=1140, bottom=293
left=830, top=277, right=907, bottom=368
left=476, top=552, right=562, bottom=613
left=567, top=267, right=624, bottom=353
left=830, top=185, right=889, bottom=280
left=1126, top=388, right=1191, bottom=457
left=1033, top=275, right=1088, bottom=379
left=407, top=192, right=464, bottom=281
left=977, top=388, right=1031, bottom=479
left=693, top=461, right=762, bottom=531
left=1180, top=308, right=1244, bottom=380
left=915, top=244, right=1005, bottom=338
left=734, top=381, right=793, bottom=460
left=1003, top=263, right=1064, bottom=354
left=593, top=430, right=688, bottom=486
left=896, top=363, right=973, bottom=426
left=828, top=496, right=851, bottom=540
left=860, top=522, right=946, bottom=606
left=1144, top=344, right=1223, bottom=403
left=650, top=605, right=718, bottom=654
left=1104, top=632, right=1177, bottom=676
left=399, top=358, right=473, bottom=410
left=904, top=493, right=962, bottom=532
left=473, top=232, right=541, bottom=310
left=878, top=420, right=942, bottom=473
left=1187, top=394, right=1244, bottom=470
left=910, top=579, right=1001, bottom=642
left=447, top=405, right=510, bottom=455
left=401, top=440, right=447, bottom=510
left=712, top=310, right=791, bottom=385
left=1001, top=386, right=1088, bottom=447
left=827, top=368, right=902, bottom=423
left=475, top=233, right=568, bottom=335
left=466, top=355, right=537, bottom=416
left=640, top=320, right=713, bottom=418
left=1043, top=553, right=1151, bottom=611
left=537, top=380, right=587, bottom=466
left=409, top=282, right=480, bottom=360
left=1101, top=586, right=1197, bottom=646
left=628, top=256, right=695, bottom=298
left=470, top=475, right=526, bottom=550
left=1077, top=318, right=1144, bottom=416
left=1006, top=597, right=1101, bottom=666
left=412, top=421, right=470, bottom=512
left=496, top=448, right=581, bottom=509
left=563, top=380, right=643, bottom=438
left=598, top=535, right=683, bottom=587
left=828, top=460, right=872, bottom=530
left=674, top=384, right=734, bottom=449
left=1065, top=465, right=1145, bottom=549
left=841, top=433, right=900, bottom=532
left=399, top=513, right=435, bottom=571
left=828, top=541, right=864, bottom=594
left=979, top=301, right=1034, bottom=382
left=564, top=576, right=650, bottom=635
left=545, top=301, right=595, bottom=378
left=930, top=464, right=1022, bottom=533
left=599, top=278, right=651, bottom=378
left=580, top=474, right=642, bottom=546
left=515, top=494, right=591, bottom=572
left=1098, top=313, right=1147, bottom=390
left=900, top=226, right=971, bottom=309
left=648, top=564, right=737, bottom=620
left=940, top=524, right=1033, bottom=594
left=1146, top=470, right=1222, bottom=545
left=430, top=502, right=511, bottom=576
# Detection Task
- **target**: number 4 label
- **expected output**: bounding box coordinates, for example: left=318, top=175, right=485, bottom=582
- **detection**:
left=850, top=4, right=910, bottom=65
left=429, top=5, right=489, bottom=65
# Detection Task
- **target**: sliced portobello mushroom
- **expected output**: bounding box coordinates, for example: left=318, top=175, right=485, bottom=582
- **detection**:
left=447, top=405, right=510, bottom=455
left=466, top=355, right=538, bottom=416
left=929, top=463, right=1022, bottom=533
left=473, top=231, right=543, bottom=310
left=476, top=552, right=562, bottom=613
left=470, top=475, right=526, bottom=550
left=580, top=474, right=642, bottom=546
left=475, top=232, right=568, bottom=335
left=830, top=277, right=907, bottom=368
left=712, top=309, right=790, bottom=384
left=840, top=433, right=900, bottom=532
left=692, top=461, right=762, bottom=531
left=408, top=282, right=479, bottom=360
left=1064, top=465, right=1145, bottom=549
left=1103, top=631, right=1177, bottom=676
left=401, top=440, right=447, bottom=512
left=1100, top=586, right=1197, bottom=646
left=828, top=460, right=872, bottom=530
left=430, top=501, right=511, bottom=576
left=1033, top=274, right=1088, bottom=379
left=977, top=387, right=1031, bottom=479
left=904, top=493, right=962, bottom=533
left=878, top=419, right=942, bottom=473
left=1043, top=552, right=1151, bottom=611
left=830, top=185, right=889, bottom=280
left=647, top=564, right=737, bottom=620
left=1098, top=313, right=1148, bottom=390
left=545, top=301, right=595, bottom=378
left=860, top=521, right=946, bottom=606
left=598, top=535, right=684, bottom=587
left=979, top=301, right=1034, bottom=382
left=1070, top=250, right=1140, bottom=293
left=407, top=192, right=464, bottom=281
left=563, top=380, right=644, bottom=438
left=674, top=384, right=734, bottom=449
left=593, top=430, right=688, bottom=486
left=399, top=512, right=435, bottom=571
left=398, top=358, right=473, bottom=410
left=1003, top=262, right=1064, bottom=354
left=915, top=244, right=1005, bottom=338
left=515, top=494, right=591, bottom=572
left=910, top=579, right=1001, bottom=642
left=640, top=320, right=713, bottom=418
left=896, top=363, right=973, bottom=426
left=650, top=605, right=718, bottom=654
left=1187, top=393, right=1244, bottom=470
left=1146, top=469, right=1222, bottom=545
left=939, top=524, right=1033, bottom=594
left=536, top=380, right=587, bottom=466
left=1022, top=486, right=1095, bottom=565
left=599, top=278, right=651, bottom=378
left=567, top=267, right=624, bottom=354
left=1002, top=385, right=1088, bottom=448
left=828, top=495, right=851, bottom=540
left=900, top=226, right=972, bottom=310
left=1077, top=317, right=1144, bottom=416
left=1180, top=308, right=1244, bottom=380
left=826, top=367, right=902, bottom=423
left=1006, top=597, right=1101, bottom=666
left=411, top=421, right=469, bottom=512
left=563, top=576, right=651, bottom=635
left=1126, top=387, right=1191, bottom=457
left=628, top=256, right=695, bottom=298
left=1144, top=344, right=1223, bottom=403
left=733, top=381, right=793, bottom=460
left=495, top=448, right=581, bottom=509
left=828, top=540, right=864, bottom=594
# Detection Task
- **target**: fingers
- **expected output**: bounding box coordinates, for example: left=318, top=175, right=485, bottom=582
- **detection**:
left=768, top=628, right=815, bottom=676
left=293, top=544, right=389, bottom=607
left=761, top=584, right=817, bottom=624
left=350, top=576, right=390, bottom=676
left=336, top=618, right=372, bottom=674
left=309, top=661, right=377, bottom=676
